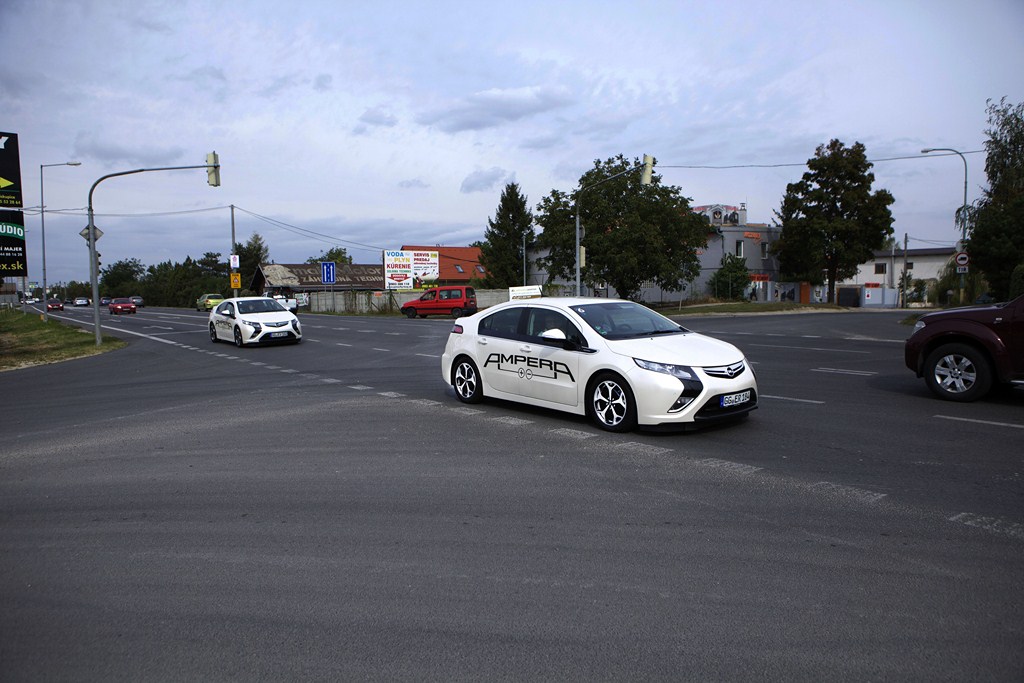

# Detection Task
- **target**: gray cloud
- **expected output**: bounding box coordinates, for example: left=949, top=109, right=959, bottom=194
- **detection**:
left=359, top=106, right=398, bottom=128
left=417, top=85, right=574, bottom=133
left=313, top=74, right=333, bottom=92
left=460, top=168, right=512, bottom=194
left=399, top=178, right=430, bottom=189
left=72, top=132, right=185, bottom=167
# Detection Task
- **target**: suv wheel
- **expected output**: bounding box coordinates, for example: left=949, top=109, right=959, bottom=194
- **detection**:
left=452, top=357, right=483, bottom=403
left=451, top=307, right=462, bottom=318
left=404, top=307, right=417, bottom=319
left=923, top=343, right=993, bottom=402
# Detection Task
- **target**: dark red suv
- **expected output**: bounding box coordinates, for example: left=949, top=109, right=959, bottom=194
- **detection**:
left=904, top=294, right=1023, bottom=401
left=401, top=286, right=477, bottom=319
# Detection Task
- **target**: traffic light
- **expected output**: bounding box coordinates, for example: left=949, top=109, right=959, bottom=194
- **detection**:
left=206, top=151, right=220, bottom=187
left=640, top=154, right=654, bottom=185
left=95, top=252, right=101, bottom=269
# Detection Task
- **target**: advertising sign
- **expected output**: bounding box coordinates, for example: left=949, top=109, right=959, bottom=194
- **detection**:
left=0, top=132, right=23, bottom=207
left=0, top=211, right=28, bottom=276
left=383, top=250, right=439, bottom=290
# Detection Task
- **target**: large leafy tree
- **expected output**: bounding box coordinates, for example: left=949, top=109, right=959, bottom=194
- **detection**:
left=305, top=246, right=352, bottom=265
left=99, top=257, right=146, bottom=295
left=233, top=233, right=270, bottom=291
left=773, top=140, right=895, bottom=302
left=535, top=155, right=707, bottom=301
left=479, top=182, right=534, bottom=289
left=966, top=98, right=1024, bottom=299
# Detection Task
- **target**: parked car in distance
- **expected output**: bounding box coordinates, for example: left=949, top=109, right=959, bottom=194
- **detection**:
left=196, top=293, right=225, bottom=311
left=129, top=296, right=144, bottom=307
left=108, top=297, right=137, bottom=315
left=74, top=297, right=89, bottom=306
left=905, top=294, right=1024, bottom=401
left=100, top=297, right=112, bottom=306
left=46, top=299, right=64, bottom=311
left=402, top=286, right=477, bottom=319
left=209, top=297, right=302, bottom=347
left=441, top=297, right=757, bottom=432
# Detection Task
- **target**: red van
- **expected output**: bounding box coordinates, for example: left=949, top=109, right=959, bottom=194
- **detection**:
left=402, top=286, right=477, bottom=318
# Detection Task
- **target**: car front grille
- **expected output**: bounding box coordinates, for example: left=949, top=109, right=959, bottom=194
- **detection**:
left=703, top=361, right=746, bottom=379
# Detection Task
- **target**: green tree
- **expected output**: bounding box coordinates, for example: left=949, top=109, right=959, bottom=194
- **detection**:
left=99, top=258, right=146, bottom=295
left=479, top=182, right=534, bottom=288
left=233, top=233, right=270, bottom=292
left=707, top=253, right=750, bottom=301
left=966, top=98, right=1024, bottom=299
left=1010, top=263, right=1024, bottom=298
left=535, top=155, right=707, bottom=301
left=773, top=139, right=895, bottom=302
left=305, top=247, right=352, bottom=265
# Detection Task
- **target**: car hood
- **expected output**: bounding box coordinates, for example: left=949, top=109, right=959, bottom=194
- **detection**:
left=238, top=312, right=295, bottom=323
left=605, top=332, right=745, bottom=367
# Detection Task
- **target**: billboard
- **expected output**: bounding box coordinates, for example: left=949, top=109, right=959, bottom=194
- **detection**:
left=0, top=132, right=23, bottom=208
left=0, top=211, right=27, bottom=277
left=383, top=250, right=439, bottom=290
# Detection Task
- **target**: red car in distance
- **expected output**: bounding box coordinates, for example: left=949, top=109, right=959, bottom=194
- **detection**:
left=46, top=299, right=64, bottom=311
left=108, top=298, right=137, bottom=315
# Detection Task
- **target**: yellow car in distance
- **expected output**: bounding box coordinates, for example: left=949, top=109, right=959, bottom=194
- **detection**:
left=196, top=293, right=226, bottom=311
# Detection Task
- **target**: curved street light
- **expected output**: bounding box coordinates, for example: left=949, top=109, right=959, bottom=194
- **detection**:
left=921, top=148, right=968, bottom=242
left=922, top=147, right=969, bottom=304
left=40, top=161, right=81, bottom=320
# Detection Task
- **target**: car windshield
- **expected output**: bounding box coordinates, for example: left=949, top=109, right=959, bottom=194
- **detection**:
left=570, top=302, right=688, bottom=340
left=237, top=298, right=286, bottom=315
left=112, top=298, right=131, bottom=303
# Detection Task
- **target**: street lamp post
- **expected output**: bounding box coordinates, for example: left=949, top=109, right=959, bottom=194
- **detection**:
left=85, top=156, right=220, bottom=345
left=574, top=155, right=653, bottom=296
left=39, top=161, right=81, bottom=320
left=922, top=148, right=969, bottom=303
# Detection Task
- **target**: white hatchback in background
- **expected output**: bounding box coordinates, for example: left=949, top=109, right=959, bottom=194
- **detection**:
left=441, top=298, right=757, bottom=432
left=209, top=297, right=302, bottom=347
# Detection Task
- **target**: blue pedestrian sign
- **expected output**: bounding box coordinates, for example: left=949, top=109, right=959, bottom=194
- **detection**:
left=320, top=261, right=336, bottom=284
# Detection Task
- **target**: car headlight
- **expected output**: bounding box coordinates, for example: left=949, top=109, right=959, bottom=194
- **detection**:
left=291, top=319, right=301, bottom=333
left=241, top=320, right=262, bottom=332
left=913, top=320, right=926, bottom=334
left=634, top=358, right=696, bottom=379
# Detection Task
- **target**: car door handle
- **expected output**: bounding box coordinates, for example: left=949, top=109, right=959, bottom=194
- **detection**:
left=477, top=338, right=488, bottom=345
left=519, top=344, right=534, bottom=353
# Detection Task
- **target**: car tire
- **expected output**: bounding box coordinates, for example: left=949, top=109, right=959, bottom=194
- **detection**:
left=209, top=323, right=218, bottom=343
left=587, top=372, right=637, bottom=432
left=404, top=308, right=417, bottom=319
left=923, top=343, right=993, bottom=402
left=452, top=356, right=483, bottom=404
left=451, top=308, right=462, bottom=318
left=233, top=326, right=244, bottom=348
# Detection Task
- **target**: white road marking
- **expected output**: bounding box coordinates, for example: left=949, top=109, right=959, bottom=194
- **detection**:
left=934, top=415, right=1024, bottom=429
left=811, top=368, right=877, bottom=376
left=761, top=394, right=825, bottom=404
left=950, top=512, right=1024, bottom=540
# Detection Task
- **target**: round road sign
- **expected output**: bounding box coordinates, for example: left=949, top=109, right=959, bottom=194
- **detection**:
left=955, top=252, right=970, bottom=266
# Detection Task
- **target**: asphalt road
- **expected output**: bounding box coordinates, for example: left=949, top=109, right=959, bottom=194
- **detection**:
left=2, top=304, right=1022, bottom=680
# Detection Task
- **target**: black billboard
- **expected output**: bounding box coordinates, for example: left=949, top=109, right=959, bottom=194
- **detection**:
left=0, top=211, right=27, bottom=277
left=0, top=132, right=23, bottom=208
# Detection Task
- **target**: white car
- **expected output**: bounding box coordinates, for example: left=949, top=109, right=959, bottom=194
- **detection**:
left=209, top=297, right=302, bottom=347
left=441, top=298, right=757, bottom=432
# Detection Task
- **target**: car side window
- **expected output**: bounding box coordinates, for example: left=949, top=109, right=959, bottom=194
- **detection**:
left=216, top=302, right=234, bottom=316
left=526, top=309, right=587, bottom=348
left=479, top=307, right=524, bottom=340
left=421, top=291, right=436, bottom=301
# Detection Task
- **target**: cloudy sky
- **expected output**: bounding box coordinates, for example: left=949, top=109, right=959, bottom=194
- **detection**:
left=3, top=0, right=1022, bottom=286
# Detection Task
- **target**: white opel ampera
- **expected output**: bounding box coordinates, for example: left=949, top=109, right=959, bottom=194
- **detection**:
left=441, top=297, right=757, bottom=432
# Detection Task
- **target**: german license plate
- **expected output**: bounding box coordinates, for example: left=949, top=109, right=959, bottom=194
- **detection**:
left=721, top=390, right=751, bottom=407
left=270, top=331, right=288, bottom=338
